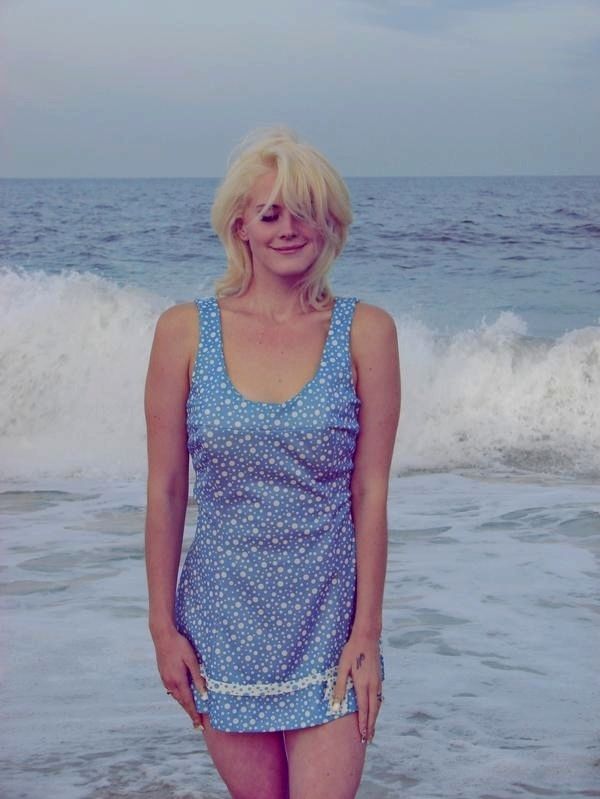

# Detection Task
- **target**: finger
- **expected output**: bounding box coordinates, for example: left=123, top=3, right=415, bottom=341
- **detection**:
left=367, top=685, right=381, bottom=742
left=165, top=675, right=204, bottom=729
left=331, top=664, right=350, bottom=713
left=193, top=712, right=205, bottom=732
left=177, top=681, right=204, bottom=729
left=356, top=684, right=369, bottom=743
left=185, top=652, right=208, bottom=700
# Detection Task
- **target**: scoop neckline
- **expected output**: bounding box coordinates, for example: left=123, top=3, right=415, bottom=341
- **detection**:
left=212, top=296, right=338, bottom=408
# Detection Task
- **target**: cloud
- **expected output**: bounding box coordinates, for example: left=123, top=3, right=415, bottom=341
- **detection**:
left=342, top=0, right=600, bottom=84
left=344, top=0, right=520, bottom=33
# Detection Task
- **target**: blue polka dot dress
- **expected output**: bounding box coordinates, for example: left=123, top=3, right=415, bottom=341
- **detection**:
left=175, top=295, right=378, bottom=733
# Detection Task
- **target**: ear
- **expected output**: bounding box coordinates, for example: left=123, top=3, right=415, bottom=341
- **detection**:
left=235, top=218, right=249, bottom=242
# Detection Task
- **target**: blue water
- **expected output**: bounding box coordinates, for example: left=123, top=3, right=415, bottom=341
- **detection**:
left=2, top=176, right=599, bottom=337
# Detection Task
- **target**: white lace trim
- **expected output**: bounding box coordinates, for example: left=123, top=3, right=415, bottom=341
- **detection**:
left=198, top=664, right=354, bottom=717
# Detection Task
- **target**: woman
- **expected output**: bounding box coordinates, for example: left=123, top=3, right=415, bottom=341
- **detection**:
left=144, top=127, right=401, bottom=799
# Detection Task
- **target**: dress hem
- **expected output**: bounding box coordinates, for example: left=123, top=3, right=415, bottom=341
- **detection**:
left=200, top=705, right=359, bottom=734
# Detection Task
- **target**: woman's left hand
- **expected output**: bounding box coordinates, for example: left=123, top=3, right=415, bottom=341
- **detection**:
left=332, top=633, right=382, bottom=744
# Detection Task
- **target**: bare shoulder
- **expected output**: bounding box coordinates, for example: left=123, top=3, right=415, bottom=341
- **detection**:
left=353, top=300, right=396, bottom=329
left=351, top=300, right=398, bottom=355
left=149, top=302, right=199, bottom=383
left=155, top=301, right=198, bottom=335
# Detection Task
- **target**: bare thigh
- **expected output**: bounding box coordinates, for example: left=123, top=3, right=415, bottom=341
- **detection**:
left=202, top=715, right=289, bottom=799
left=284, top=712, right=367, bottom=799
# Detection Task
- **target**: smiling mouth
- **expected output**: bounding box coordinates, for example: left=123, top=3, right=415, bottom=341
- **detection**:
left=273, top=243, right=307, bottom=253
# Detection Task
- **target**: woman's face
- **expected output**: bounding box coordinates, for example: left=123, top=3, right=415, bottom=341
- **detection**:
left=237, top=170, right=323, bottom=279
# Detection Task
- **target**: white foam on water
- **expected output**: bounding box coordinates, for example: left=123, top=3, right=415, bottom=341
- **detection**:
left=1, top=267, right=170, bottom=480
left=2, top=267, right=600, bottom=482
left=394, top=310, right=600, bottom=477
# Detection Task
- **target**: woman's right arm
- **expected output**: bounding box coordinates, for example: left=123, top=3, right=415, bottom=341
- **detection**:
left=144, top=303, right=205, bottom=728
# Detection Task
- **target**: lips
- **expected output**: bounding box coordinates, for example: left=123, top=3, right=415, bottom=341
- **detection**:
left=272, top=243, right=307, bottom=253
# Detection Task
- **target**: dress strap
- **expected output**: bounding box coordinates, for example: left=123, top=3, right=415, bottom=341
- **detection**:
left=327, top=296, right=358, bottom=366
left=188, top=297, right=221, bottom=395
left=195, top=296, right=220, bottom=353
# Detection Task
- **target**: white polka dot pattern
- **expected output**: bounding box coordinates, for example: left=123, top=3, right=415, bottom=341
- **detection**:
left=174, top=295, right=379, bottom=733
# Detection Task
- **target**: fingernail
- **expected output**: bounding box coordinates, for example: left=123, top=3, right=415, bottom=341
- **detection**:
left=194, top=722, right=204, bottom=731
left=360, top=734, right=367, bottom=744
left=331, top=700, right=341, bottom=713
left=200, top=691, right=209, bottom=701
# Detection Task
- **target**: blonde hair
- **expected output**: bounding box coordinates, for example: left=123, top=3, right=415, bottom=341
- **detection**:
left=211, top=126, right=352, bottom=311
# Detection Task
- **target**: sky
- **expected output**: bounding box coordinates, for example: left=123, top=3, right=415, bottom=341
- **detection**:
left=1, top=0, right=599, bottom=177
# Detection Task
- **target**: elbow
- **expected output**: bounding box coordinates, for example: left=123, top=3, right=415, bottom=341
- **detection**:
left=147, top=468, right=190, bottom=504
left=350, top=475, right=389, bottom=504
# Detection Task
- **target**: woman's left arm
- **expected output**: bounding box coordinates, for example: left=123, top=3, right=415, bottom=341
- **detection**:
left=332, top=302, right=401, bottom=743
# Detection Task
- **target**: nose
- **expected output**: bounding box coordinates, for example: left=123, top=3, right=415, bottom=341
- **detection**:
left=278, top=210, right=300, bottom=239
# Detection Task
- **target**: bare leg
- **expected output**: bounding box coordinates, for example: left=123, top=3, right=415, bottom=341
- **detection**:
left=284, top=712, right=367, bottom=799
left=202, top=715, right=289, bottom=799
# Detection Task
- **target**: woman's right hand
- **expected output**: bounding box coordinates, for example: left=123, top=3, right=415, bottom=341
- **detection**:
left=152, top=626, right=207, bottom=730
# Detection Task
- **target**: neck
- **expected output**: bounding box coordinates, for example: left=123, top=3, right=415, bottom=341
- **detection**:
left=241, top=270, right=307, bottom=321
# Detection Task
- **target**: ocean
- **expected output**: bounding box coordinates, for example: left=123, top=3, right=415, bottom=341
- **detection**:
left=1, top=176, right=599, bottom=798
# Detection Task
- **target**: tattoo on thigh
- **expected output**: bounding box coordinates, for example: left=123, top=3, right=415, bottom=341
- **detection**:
left=356, top=653, right=365, bottom=670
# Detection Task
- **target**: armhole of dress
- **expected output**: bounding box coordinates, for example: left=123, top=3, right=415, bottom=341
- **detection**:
left=348, top=297, right=360, bottom=399
left=188, top=298, right=203, bottom=398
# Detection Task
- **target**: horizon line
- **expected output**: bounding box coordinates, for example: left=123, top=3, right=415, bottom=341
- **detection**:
left=1, top=173, right=599, bottom=180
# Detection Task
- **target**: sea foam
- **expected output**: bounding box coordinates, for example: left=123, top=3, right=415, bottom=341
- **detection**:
left=2, top=267, right=599, bottom=480
left=396, top=309, right=600, bottom=477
